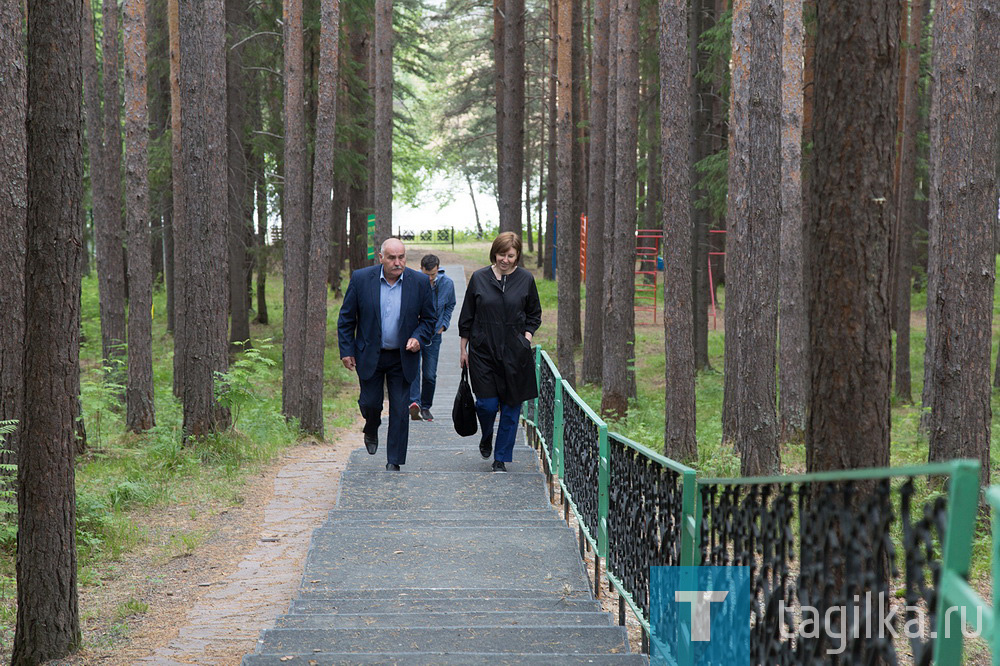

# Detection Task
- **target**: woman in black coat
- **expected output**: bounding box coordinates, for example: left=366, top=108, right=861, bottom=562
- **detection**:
left=458, top=232, right=542, bottom=472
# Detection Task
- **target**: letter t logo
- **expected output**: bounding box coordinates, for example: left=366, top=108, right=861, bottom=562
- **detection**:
left=674, top=590, right=729, bottom=641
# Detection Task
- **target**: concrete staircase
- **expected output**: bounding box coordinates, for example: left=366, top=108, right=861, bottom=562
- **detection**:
left=241, top=266, right=643, bottom=665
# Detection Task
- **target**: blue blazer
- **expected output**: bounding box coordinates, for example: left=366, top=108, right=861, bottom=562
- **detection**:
left=337, top=265, right=436, bottom=383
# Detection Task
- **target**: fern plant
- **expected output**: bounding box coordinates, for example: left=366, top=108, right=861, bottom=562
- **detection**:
left=214, top=339, right=277, bottom=432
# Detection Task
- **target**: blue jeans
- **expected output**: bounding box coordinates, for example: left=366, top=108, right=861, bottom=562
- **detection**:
left=475, top=396, right=522, bottom=463
left=409, top=332, right=441, bottom=408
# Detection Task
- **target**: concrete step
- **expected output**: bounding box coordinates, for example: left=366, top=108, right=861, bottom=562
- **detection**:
left=341, top=447, right=543, bottom=474
left=288, top=596, right=604, bottom=615
left=335, top=470, right=552, bottom=511
left=255, top=626, right=633, bottom=655
left=275, top=610, right=614, bottom=629
left=301, top=524, right=591, bottom=593
left=296, top=587, right=595, bottom=601
left=324, top=509, right=558, bottom=523
left=243, top=652, right=647, bottom=665
left=314, top=518, right=565, bottom=529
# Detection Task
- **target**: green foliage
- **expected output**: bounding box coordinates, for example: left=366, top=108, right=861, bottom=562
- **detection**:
left=214, top=339, right=278, bottom=432
left=80, top=353, right=126, bottom=450
left=693, top=148, right=729, bottom=220
left=0, top=422, right=17, bottom=554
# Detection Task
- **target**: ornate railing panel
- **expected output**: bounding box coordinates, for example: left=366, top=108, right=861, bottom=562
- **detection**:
left=525, top=344, right=988, bottom=663
left=560, top=382, right=602, bottom=548
left=607, top=433, right=696, bottom=622
left=697, top=463, right=978, bottom=666
left=537, top=351, right=558, bottom=466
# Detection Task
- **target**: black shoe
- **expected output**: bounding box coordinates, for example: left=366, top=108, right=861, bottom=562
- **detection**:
left=409, top=402, right=422, bottom=420
left=364, top=432, right=378, bottom=455
left=479, top=434, right=493, bottom=459
left=491, top=460, right=507, bottom=472
left=420, top=408, right=434, bottom=422
left=385, top=463, right=401, bottom=471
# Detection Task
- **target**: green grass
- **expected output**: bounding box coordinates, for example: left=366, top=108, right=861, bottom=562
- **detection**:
left=0, top=266, right=361, bottom=653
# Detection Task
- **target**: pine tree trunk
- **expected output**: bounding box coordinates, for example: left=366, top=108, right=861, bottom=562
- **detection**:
left=96, top=0, right=128, bottom=368
left=503, top=0, right=525, bottom=236
left=807, top=0, right=898, bottom=473
left=570, top=0, right=584, bottom=347
left=544, top=0, right=556, bottom=280
left=0, top=0, right=26, bottom=462
left=555, top=0, right=576, bottom=385
left=724, top=0, right=781, bottom=475
left=582, top=0, right=608, bottom=386
left=13, top=0, right=83, bottom=656
left=691, top=0, right=711, bottom=371
left=227, top=0, right=252, bottom=350
left=927, top=0, right=998, bottom=486
left=601, top=0, right=638, bottom=418
left=124, top=0, right=155, bottom=432
left=778, top=0, right=806, bottom=443
left=893, top=0, right=928, bottom=403
left=494, top=0, right=505, bottom=225
left=168, top=0, right=185, bottom=396
left=372, top=0, right=393, bottom=244
left=178, top=0, right=231, bottom=438
left=255, top=172, right=269, bottom=324
left=282, top=0, right=308, bottom=422
left=660, top=0, right=696, bottom=462
left=301, top=0, right=341, bottom=436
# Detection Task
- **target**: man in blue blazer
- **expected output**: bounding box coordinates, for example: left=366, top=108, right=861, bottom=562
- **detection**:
left=338, top=238, right=436, bottom=470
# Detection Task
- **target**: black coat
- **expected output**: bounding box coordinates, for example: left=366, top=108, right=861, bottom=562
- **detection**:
left=458, top=266, right=542, bottom=406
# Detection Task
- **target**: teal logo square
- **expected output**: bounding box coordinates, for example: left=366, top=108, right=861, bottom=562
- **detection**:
left=650, top=566, right=752, bottom=665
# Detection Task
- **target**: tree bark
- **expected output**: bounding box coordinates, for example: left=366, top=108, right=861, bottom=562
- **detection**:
left=691, top=0, right=711, bottom=371
left=660, top=0, right=696, bottom=461
left=372, top=0, right=393, bottom=244
left=0, top=0, right=26, bottom=461
left=95, top=0, right=128, bottom=369
left=13, top=0, right=83, bottom=656
left=582, top=0, right=609, bottom=385
left=555, top=0, right=576, bottom=385
left=301, top=0, right=341, bottom=436
left=255, top=165, right=270, bottom=324
left=227, top=0, right=252, bottom=350
left=494, top=0, right=505, bottom=226
left=601, top=0, right=638, bottom=418
left=282, top=0, right=308, bottom=422
left=168, top=0, right=185, bottom=395
left=778, top=0, right=806, bottom=443
left=544, top=0, right=556, bottom=280
left=807, top=0, right=898, bottom=473
left=927, top=0, right=998, bottom=486
left=124, top=0, right=155, bottom=432
left=724, top=0, right=782, bottom=476
left=570, top=0, right=584, bottom=348
left=178, top=0, right=231, bottom=438
left=893, top=0, right=928, bottom=403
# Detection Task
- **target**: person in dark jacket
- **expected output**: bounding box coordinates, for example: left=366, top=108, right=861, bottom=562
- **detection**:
left=458, top=232, right=542, bottom=472
left=337, top=238, right=436, bottom=470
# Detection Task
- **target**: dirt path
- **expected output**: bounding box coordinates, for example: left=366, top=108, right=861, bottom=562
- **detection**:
left=51, top=426, right=362, bottom=666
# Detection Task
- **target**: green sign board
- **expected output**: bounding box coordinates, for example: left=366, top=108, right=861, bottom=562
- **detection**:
left=367, top=214, right=376, bottom=260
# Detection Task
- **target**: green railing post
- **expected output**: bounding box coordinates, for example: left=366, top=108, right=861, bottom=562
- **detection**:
left=598, top=423, right=609, bottom=559
left=533, top=346, right=541, bottom=430
left=554, top=379, right=564, bottom=479
left=990, top=487, right=1000, bottom=666
left=680, top=469, right=698, bottom=567
left=933, top=459, right=982, bottom=665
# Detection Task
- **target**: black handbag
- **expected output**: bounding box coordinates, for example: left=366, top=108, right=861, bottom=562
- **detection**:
left=452, top=367, right=478, bottom=437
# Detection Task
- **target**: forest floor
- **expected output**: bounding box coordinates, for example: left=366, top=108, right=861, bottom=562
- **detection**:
left=22, top=241, right=990, bottom=663
left=48, top=426, right=360, bottom=665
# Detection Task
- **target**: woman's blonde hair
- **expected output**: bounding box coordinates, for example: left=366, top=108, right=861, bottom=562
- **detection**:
left=490, top=231, right=522, bottom=265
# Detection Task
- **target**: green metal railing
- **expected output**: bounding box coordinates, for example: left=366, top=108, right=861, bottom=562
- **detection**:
left=521, top=344, right=994, bottom=664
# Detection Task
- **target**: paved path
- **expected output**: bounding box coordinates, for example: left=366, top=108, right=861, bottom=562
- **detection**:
left=241, top=266, right=643, bottom=665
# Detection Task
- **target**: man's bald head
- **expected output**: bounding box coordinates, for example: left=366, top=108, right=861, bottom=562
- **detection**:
left=378, top=238, right=406, bottom=283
